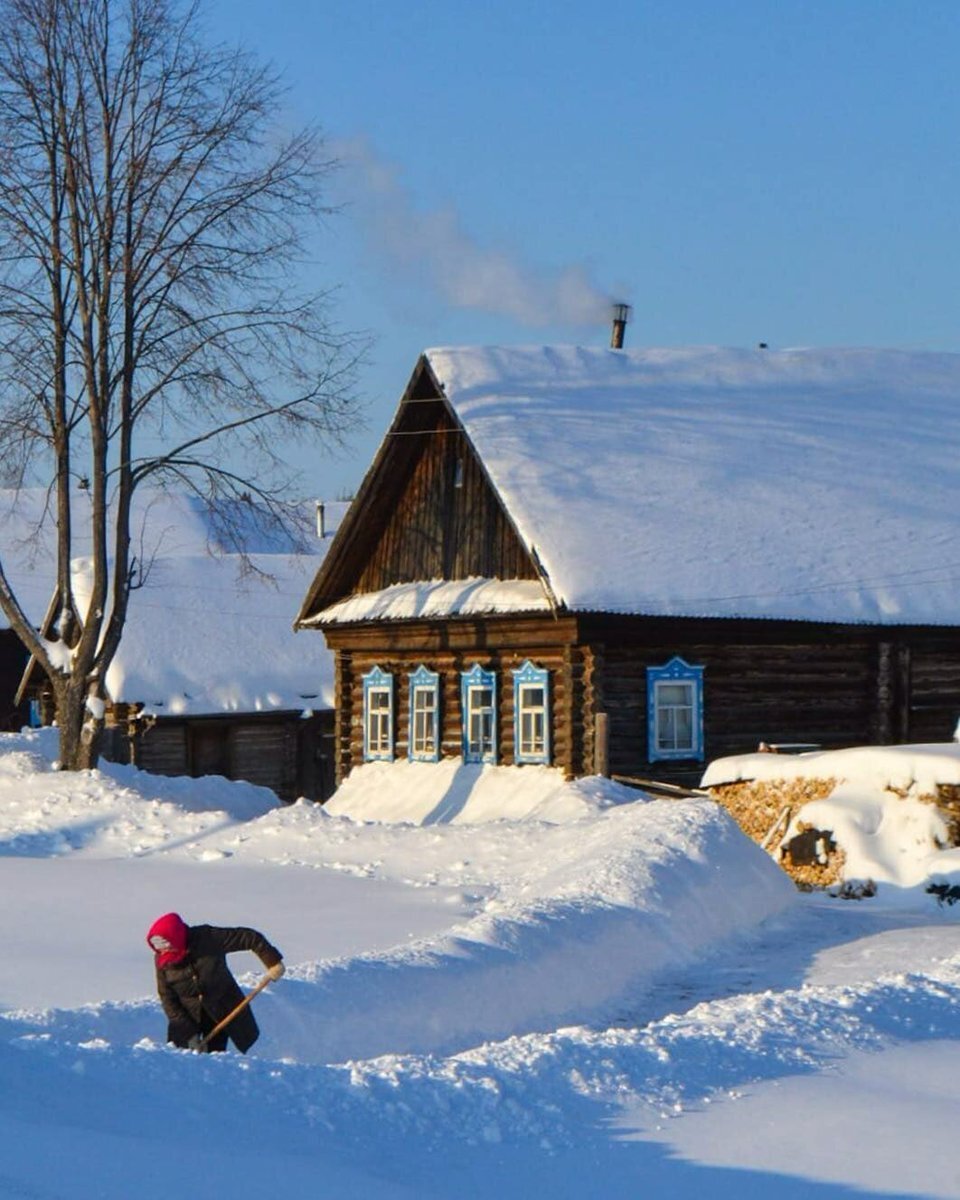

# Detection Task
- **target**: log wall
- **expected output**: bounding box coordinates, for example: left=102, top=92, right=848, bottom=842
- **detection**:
left=909, top=641, right=960, bottom=743
left=230, top=721, right=297, bottom=797
left=0, top=631, right=28, bottom=731
left=336, top=644, right=574, bottom=776
left=136, top=722, right=188, bottom=777
left=589, top=634, right=879, bottom=787
left=105, top=710, right=335, bottom=803
left=324, top=613, right=960, bottom=790
left=327, top=615, right=583, bottom=785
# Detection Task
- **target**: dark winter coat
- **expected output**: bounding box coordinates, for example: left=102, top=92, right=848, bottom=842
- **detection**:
left=155, top=924, right=282, bottom=1053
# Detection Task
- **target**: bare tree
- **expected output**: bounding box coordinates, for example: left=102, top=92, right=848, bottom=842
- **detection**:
left=0, top=0, right=362, bottom=769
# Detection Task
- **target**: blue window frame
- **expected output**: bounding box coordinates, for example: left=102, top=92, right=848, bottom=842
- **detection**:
left=408, top=664, right=440, bottom=762
left=362, top=665, right=394, bottom=761
left=513, top=660, right=550, bottom=765
left=461, top=664, right=497, bottom=764
left=646, top=657, right=704, bottom=762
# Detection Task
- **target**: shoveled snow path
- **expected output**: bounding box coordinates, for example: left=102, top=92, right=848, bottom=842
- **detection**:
left=3, top=881, right=960, bottom=1197
left=6, top=894, right=960, bottom=1155
left=618, top=890, right=960, bottom=1028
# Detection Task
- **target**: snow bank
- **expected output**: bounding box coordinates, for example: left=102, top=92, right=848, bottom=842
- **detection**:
left=324, top=758, right=636, bottom=824
left=270, top=799, right=796, bottom=1061
left=0, top=729, right=795, bottom=1064
left=0, top=728, right=278, bottom=860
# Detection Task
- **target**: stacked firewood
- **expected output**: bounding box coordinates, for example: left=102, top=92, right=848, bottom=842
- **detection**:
left=709, top=777, right=839, bottom=884
left=709, top=777, right=836, bottom=843
left=779, top=821, right=847, bottom=888
left=711, top=774, right=960, bottom=888
left=932, top=784, right=960, bottom=846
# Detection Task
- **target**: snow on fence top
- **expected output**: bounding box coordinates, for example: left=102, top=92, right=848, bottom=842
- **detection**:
left=425, top=344, right=960, bottom=625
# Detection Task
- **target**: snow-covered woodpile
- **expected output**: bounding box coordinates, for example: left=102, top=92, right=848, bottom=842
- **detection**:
left=709, top=776, right=843, bottom=886
left=708, top=751, right=960, bottom=889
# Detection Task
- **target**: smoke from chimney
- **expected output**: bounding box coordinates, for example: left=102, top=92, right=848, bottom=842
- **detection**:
left=335, top=137, right=619, bottom=329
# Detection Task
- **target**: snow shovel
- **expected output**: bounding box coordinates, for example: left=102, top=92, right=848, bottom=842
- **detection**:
left=195, top=973, right=273, bottom=1051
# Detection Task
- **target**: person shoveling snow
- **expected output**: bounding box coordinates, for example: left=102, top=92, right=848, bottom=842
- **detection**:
left=146, top=913, right=285, bottom=1053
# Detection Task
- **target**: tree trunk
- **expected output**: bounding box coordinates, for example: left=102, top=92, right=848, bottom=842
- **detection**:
left=54, top=681, right=105, bottom=771
left=0, top=0, right=359, bottom=776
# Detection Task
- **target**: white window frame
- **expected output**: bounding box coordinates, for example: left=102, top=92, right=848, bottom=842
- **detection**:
left=362, top=665, right=394, bottom=761
left=513, top=660, right=550, bottom=765
left=408, top=665, right=440, bottom=762
left=461, top=664, right=497, bottom=764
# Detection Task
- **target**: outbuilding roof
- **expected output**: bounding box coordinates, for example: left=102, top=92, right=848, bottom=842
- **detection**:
left=1, top=487, right=343, bottom=715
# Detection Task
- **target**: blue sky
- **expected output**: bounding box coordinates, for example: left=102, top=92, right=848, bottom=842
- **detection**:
left=206, top=0, right=960, bottom=496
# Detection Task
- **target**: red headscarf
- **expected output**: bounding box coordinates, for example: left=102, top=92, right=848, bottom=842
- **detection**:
left=146, top=912, right=189, bottom=968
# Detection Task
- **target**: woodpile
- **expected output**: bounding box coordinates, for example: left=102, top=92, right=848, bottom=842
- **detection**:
left=709, top=777, right=839, bottom=885
left=780, top=822, right=847, bottom=889
left=709, top=776, right=835, bottom=843
left=711, top=771, right=960, bottom=889
left=932, top=784, right=960, bottom=845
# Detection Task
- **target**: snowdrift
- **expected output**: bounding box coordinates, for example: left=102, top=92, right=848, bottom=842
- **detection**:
left=0, top=729, right=795, bottom=1064
left=4, top=730, right=960, bottom=1197
left=269, top=800, right=795, bottom=1061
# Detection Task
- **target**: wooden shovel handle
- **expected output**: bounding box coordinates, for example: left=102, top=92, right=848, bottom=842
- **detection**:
left=197, top=973, right=273, bottom=1049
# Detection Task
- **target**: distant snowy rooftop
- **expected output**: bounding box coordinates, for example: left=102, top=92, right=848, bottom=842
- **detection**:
left=0, top=488, right=343, bottom=715
left=422, top=344, right=960, bottom=626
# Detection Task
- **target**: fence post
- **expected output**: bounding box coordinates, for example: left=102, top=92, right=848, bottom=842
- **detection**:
left=595, top=711, right=609, bottom=777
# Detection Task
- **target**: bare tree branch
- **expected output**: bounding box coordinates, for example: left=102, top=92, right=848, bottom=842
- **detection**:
left=0, top=0, right=365, bottom=768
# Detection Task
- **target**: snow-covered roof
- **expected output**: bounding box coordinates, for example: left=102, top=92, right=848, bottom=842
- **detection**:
left=0, top=488, right=343, bottom=715
left=302, top=578, right=551, bottom=627
left=423, top=344, right=960, bottom=625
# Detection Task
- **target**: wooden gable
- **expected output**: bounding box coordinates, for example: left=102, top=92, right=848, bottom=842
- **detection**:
left=298, top=356, right=539, bottom=624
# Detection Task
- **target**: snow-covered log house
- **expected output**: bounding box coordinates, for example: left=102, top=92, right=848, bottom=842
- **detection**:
left=295, top=345, right=960, bottom=791
left=7, top=488, right=344, bottom=802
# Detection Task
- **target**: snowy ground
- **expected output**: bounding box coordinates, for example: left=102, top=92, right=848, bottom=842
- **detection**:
left=3, top=730, right=960, bottom=1198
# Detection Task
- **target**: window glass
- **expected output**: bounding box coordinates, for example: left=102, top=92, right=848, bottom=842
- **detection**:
left=656, top=681, right=694, bottom=751
left=367, top=688, right=392, bottom=755
left=412, top=686, right=437, bottom=757
left=468, top=688, right=495, bottom=758
left=408, top=665, right=440, bottom=762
